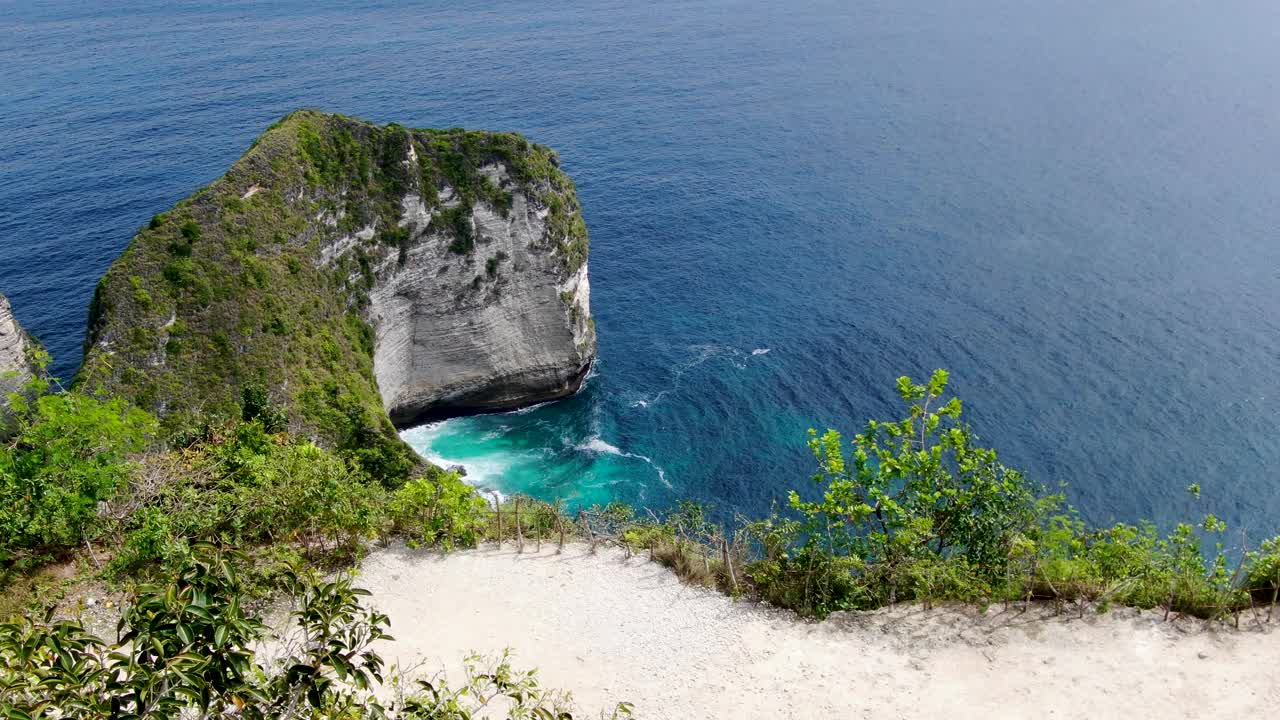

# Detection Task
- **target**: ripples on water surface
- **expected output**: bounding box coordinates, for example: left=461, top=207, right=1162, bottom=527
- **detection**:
left=3, top=0, right=1279, bottom=534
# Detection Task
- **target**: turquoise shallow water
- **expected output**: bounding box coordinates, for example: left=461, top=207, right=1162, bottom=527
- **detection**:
left=3, top=0, right=1280, bottom=536
left=401, top=350, right=787, bottom=510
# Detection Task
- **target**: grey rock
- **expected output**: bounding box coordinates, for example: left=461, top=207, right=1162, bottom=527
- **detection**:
left=364, top=162, right=595, bottom=426
left=0, top=293, right=38, bottom=430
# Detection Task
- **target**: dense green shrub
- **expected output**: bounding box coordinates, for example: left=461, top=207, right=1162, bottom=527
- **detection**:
left=239, top=383, right=288, bottom=433
left=389, top=470, right=489, bottom=549
left=0, top=386, right=156, bottom=571
left=179, top=219, right=202, bottom=242
left=109, top=424, right=387, bottom=577
left=162, top=257, right=197, bottom=286
left=440, top=200, right=476, bottom=254
left=1244, top=536, right=1280, bottom=604
left=743, top=370, right=1277, bottom=619
left=109, top=506, right=190, bottom=576
left=743, top=371, right=1038, bottom=613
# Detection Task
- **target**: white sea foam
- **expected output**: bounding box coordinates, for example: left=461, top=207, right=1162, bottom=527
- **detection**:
left=480, top=427, right=508, bottom=441
left=576, top=435, right=673, bottom=489
left=399, top=421, right=448, bottom=447
left=505, top=400, right=552, bottom=416
left=641, top=344, right=771, bottom=406
left=400, top=421, right=511, bottom=501
left=579, top=437, right=625, bottom=455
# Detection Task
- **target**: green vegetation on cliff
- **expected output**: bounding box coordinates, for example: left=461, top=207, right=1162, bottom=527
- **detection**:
left=10, top=360, right=1280, bottom=626
left=78, top=111, right=588, bottom=485
left=738, top=370, right=1280, bottom=618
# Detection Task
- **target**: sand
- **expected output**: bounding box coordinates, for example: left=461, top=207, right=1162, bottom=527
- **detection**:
left=355, top=543, right=1280, bottom=719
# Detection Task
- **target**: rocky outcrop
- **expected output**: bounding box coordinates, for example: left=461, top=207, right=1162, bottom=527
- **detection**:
left=79, top=111, right=595, bottom=463
left=1, top=293, right=38, bottom=429
left=371, top=162, right=594, bottom=425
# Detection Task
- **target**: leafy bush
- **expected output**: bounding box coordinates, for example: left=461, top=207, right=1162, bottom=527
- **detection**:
left=180, top=219, right=202, bottom=242
left=440, top=200, right=476, bottom=254
left=162, top=257, right=197, bottom=286
left=400, top=650, right=632, bottom=719
left=237, top=442, right=386, bottom=558
left=109, top=506, right=190, bottom=576
left=0, top=389, right=156, bottom=570
left=389, top=471, right=488, bottom=549
left=1244, top=536, right=1280, bottom=604
left=744, top=370, right=1279, bottom=619
left=744, top=370, right=1039, bottom=613
left=240, top=383, right=288, bottom=433
left=108, top=427, right=386, bottom=578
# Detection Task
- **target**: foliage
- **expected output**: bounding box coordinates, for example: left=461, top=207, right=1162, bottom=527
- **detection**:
left=240, top=383, right=288, bottom=434
left=0, top=380, right=156, bottom=571
left=108, top=422, right=388, bottom=578
left=0, top=545, right=373, bottom=718
left=439, top=200, right=476, bottom=255
left=614, top=500, right=741, bottom=592
left=486, top=252, right=507, bottom=278
left=743, top=370, right=1279, bottom=619
left=1244, top=536, right=1280, bottom=604
left=744, top=370, right=1036, bottom=614
left=389, top=470, right=489, bottom=550
left=397, top=650, right=634, bottom=719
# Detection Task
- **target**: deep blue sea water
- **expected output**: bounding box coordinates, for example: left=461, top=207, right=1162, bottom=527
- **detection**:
left=3, top=0, right=1279, bottom=539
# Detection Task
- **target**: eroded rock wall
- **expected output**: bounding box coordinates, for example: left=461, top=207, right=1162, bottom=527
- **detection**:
left=1, top=293, right=37, bottom=429
left=367, top=164, right=594, bottom=425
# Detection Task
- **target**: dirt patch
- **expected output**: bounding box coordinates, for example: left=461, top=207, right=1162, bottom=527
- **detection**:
left=356, top=542, right=1280, bottom=719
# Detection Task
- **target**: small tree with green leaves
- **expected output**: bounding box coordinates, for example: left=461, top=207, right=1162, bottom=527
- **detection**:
left=747, top=370, right=1041, bottom=615
left=389, top=471, right=489, bottom=550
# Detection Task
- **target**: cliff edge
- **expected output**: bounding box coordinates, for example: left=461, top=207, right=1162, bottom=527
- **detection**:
left=1, top=293, right=41, bottom=437
left=79, top=111, right=595, bottom=473
left=1, top=293, right=38, bottom=402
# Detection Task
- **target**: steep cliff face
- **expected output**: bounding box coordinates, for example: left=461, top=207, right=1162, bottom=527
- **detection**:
left=371, top=163, right=594, bottom=424
left=1, top=293, right=38, bottom=429
left=79, top=111, right=595, bottom=468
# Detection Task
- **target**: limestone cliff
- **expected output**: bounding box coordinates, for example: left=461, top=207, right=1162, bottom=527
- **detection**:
left=371, top=151, right=595, bottom=425
left=1, top=293, right=39, bottom=431
left=79, top=111, right=595, bottom=475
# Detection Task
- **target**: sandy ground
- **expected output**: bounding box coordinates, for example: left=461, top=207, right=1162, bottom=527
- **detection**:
left=357, top=542, right=1280, bottom=720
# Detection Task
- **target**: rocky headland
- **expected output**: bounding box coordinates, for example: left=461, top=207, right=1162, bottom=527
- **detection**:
left=78, top=111, right=595, bottom=473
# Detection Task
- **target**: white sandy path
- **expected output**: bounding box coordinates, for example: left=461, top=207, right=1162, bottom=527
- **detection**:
left=358, top=543, right=1280, bottom=720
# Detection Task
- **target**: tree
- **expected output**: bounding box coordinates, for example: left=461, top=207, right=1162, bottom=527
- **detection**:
left=748, top=370, right=1043, bottom=615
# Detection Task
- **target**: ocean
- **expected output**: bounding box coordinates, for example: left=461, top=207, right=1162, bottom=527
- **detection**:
left=3, top=0, right=1279, bottom=537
